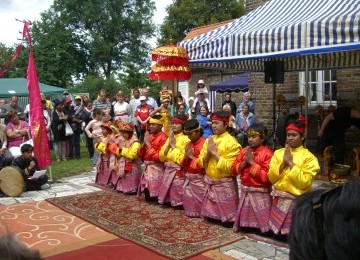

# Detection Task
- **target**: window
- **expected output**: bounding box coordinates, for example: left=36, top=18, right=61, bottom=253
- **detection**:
left=299, top=70, right=337, bottom=107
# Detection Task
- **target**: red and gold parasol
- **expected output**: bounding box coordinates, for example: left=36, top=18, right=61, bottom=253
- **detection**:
left=149, top=39, right=192, bottom=104
left=149, top=63, right=191, bottom=81
left=152, top=43, right=190, bottom=66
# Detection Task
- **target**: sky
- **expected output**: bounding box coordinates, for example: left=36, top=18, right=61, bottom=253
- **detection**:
left=0, top=0, right=173, bottom=48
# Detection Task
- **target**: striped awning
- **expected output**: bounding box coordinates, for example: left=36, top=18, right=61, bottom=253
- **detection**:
left=179, top=0, right=360, bottom=72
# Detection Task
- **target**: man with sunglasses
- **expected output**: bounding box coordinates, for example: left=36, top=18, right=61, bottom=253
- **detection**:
left=268, top=116, right=320, bottom=236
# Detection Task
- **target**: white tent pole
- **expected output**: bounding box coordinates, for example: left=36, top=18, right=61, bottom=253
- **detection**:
left=304, top=55, right=309, bottom=147
left=48, top=165, right=53, bottom=182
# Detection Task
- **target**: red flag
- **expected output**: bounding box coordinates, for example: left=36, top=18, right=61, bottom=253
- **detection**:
left=23, top=22, right=51, bottom=169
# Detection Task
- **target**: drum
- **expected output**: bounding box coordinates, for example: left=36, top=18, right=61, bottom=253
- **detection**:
left=0, top=166, right=25, bottom=197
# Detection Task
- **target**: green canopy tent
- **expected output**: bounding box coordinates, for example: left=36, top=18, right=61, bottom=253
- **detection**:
left=0, top=78, right=66, bottom=97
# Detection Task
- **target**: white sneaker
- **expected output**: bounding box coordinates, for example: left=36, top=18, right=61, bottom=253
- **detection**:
left=41, top=183, right=51, bottom=190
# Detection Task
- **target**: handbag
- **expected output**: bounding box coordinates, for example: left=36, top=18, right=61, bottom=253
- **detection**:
left=65, top=122, right=74, bottom=136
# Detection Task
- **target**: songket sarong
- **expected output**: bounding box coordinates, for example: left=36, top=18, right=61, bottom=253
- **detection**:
left=114, top=159, right=142, bottom=194
left=268, top=188, right=296, bottom=235
left=183, top=173, right=206, bottom=217
left=95, top=154, right=111, bottom=186
left=233, top=184, right=271, bottom=233
left=137, top=161, right=164, bottom=198
left=158, top=162, right=184, bottom=206
left=200, top=175, right=239, bottom=223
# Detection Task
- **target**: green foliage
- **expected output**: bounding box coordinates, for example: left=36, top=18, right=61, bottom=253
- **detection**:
left=47, top=0, right=156, bottom=79
left=31, top=9, right=86, bottom=88
left=72, top=75, right=124, bottom=100
left=0, top=43, right=29, bottom=79
left=157, top=0, right=245, bottom=45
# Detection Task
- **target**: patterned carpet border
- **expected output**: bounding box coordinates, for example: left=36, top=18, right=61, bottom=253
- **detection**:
left=46, top=190, right=244, bottom=260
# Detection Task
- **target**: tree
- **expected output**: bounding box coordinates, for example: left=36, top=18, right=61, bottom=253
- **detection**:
left=157, top=0, right=245, bottom=46
left=31, top=9, right=86, bottom=88
left=48, top=0, right=156, bottom=79
left=0, top=43, right=29, bottom=79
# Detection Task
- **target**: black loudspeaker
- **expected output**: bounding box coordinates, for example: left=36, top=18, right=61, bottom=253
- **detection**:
left=264, top=61, right=284, bottom=84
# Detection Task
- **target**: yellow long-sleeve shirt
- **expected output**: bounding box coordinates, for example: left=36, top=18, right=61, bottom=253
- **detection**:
left=116, top=141, right=141, bottom=160
left=268, top=145, right=320, bottom=196
left=159, top=132, right=190, bottom=165
left=198, top=131, right=241, bottom=179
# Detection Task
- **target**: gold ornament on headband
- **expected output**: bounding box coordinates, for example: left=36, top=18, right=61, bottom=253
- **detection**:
left=184, top=125, right=201, bottom=134
left=247, top=128, right=263, bottom=137
left=149, top=117, right=163, bottom=125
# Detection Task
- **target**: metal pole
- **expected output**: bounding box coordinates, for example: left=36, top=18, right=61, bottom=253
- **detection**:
left=273, top=82, right=276, bottom=150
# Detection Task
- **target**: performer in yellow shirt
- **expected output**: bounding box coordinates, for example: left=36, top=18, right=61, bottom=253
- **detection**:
left=198, top=110, right=241, bottom=224
left=158, top=114, right=190, bottom=207
left=268, top=116, right=319, bottom=236
left=108, top=122, right=142, bottom=194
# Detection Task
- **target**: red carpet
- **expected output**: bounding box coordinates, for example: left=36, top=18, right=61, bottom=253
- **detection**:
left=47, top=190, right=244, bottom=259
left=47, top=237, right=211, bottom=260
left=0, top=200, right=116, bottom=257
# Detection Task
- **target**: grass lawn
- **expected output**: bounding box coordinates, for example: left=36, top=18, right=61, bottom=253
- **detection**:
left=47, top=140, right=93, bottom=181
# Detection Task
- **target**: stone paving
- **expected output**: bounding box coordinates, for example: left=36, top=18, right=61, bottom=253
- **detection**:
left=0, top=172, right=333, bottom=260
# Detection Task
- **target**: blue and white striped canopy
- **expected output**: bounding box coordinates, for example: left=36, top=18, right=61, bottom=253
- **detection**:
left=179, top=0, right=360, bottom=71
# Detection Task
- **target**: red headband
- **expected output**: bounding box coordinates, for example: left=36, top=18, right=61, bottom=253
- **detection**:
left=172, top=117, right=186, bottom=125
left=286, top=116, right=307, bottom=134
left=210, top=114, right=229, bottom=123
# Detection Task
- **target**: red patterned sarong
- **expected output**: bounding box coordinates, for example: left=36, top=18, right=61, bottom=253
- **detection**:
left=114, top=159, right=142, bottom=194
left=95, top=154, right=111, bottom=186
left=268, top=188, right=296, bottom=235
left=158, top=162, right=184, bottom=206
left=233, top=184, right=271, bottom=233
left=137, top=161, right=164, bottom=198
left=183, top=173, right=206, bottom=217
left=200, top=175, right=239, bottom=223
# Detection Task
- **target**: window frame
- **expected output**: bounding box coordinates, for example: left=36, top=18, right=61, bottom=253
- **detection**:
left=299, top=70, right=337, bottom=107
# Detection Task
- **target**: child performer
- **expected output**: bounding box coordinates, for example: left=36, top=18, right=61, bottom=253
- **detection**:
left=231, top=124, right=273, bottom=233
left=268, top=116, right=319, bottom=235
left=109, top=122, right=141, bottom=194
left=137, top=115, right=168, bottom=201
left=107, top=120, right=123, bottom=188
left=93, top=121, right=113, bottom=186
left=158, top=114, right=189, bottom=206
left=182, top=119, right=207, bottom=217
left=198, top=111, right=241, bottom=224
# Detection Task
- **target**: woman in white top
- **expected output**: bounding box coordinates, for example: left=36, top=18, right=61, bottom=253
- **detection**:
left=113, top=91, right=131, bottom=122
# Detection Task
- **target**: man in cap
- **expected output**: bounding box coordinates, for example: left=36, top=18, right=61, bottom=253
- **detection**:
left=71, top=96, right=84, bottom=159
left=134, top=95, right=154, bottom=142
left=158, top=114, right=190, bottom=207
left=182, top=119, right=207, bottom=217
left=62, top=90, right=72, bottom=101
left=231, top=123, right=273, bottom=233
left=193, top=79, right=210, bottom=116
left=137, top=114, right=168, bottom=201
left=268, top=116, right=319, bottom=236
left=198, top=110, right=241, bottom=225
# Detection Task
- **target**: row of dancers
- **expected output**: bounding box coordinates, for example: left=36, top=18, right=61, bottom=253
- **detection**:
left=93, top=111, right=320, bottom=236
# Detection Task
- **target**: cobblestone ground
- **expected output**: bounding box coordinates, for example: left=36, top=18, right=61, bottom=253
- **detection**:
left=1, top=172, right=333, bottom=260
